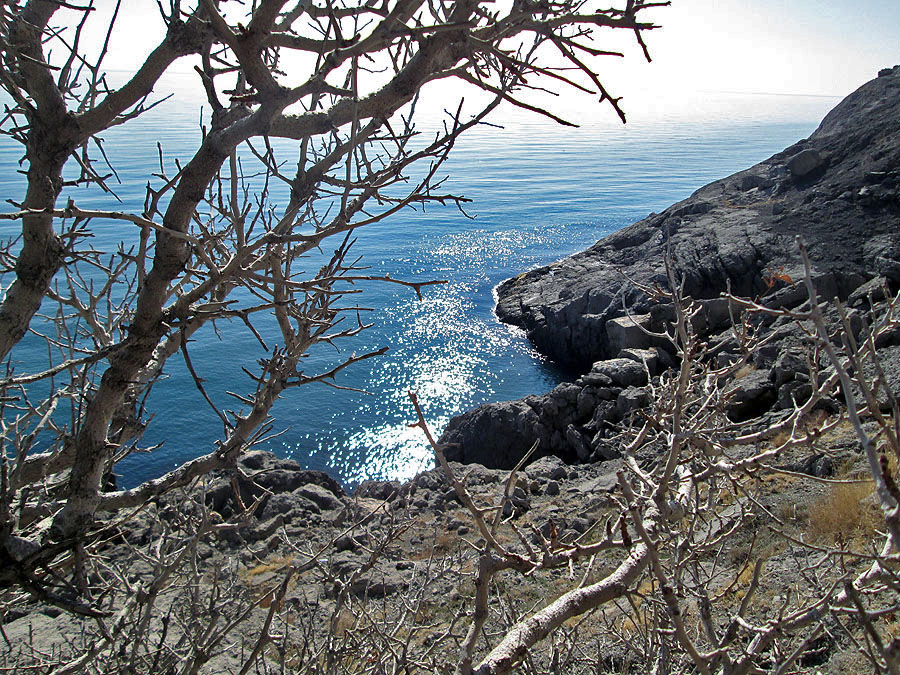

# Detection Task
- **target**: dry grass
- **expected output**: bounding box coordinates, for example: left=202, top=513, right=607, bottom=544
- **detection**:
left=808, top=481, right=880, bottom=543
left=768, top=409, right=833, bottom=448
left=242, top=554, right=296, bottom=581
left=733, top=363, right=757, bottom=380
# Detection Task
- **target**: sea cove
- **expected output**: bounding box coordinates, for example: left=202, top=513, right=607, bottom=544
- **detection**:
left=0, top=91, right=836, bottom=489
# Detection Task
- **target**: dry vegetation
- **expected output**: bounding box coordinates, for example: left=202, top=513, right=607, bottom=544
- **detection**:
left=1, top=0, right=900, bottom=673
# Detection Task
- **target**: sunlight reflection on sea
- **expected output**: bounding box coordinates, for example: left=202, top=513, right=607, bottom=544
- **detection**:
left=0, top=88, right=840, bottom=488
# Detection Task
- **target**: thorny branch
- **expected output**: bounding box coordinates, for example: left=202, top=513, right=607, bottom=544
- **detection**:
left=0, top=0, right=665, bottom=654
left=403, top=242, right=900, bottom=674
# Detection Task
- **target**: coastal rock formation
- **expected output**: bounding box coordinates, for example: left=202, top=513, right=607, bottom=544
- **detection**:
left=495, top=66, right=900, bottom=372
left=441, top=350, right=655, bottom=467
left=8, top=70, right=900, bottom=675
left=441, top=66, right=900, bottom=469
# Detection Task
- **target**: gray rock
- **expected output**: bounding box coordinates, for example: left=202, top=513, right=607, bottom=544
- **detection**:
left=590, top=400, right=618, bottom=427
left=495, top=71, right=900, bottom=370
left=616, top=386, right=650, bottom=417
left=617, top=347, right=659, bottom=376
left=261, top=492, right=320, bottom=520
left=784, top=454, right=835, bottom=478
left=535, top=517, right=563, bottom=541
left=576, top=387, right=597, bottom=417
left=220, top=514, right=285, bottom=545
left=589, top=437, right=620, bottom=461
left=439, top=399, right=546, bottom=468
left=578, top=369, right=613, bottom=387
left=334, top=534, right=361, bottom=552
left=525, top=455, right=568, bottom=481
left=446, top=517, right=465, bottom=531
left=853, top=344, right=900, bottom=412
left=695, top=297, right=739, bottom=333
left=772, top=346, right=811, bottom=388
left=294, top=484, right=343, bottom=511
left=726, top=369, right=777, bottom=420
left=454, top=462, right=503, bottom=486
left=206, top=451, right=345, bottom=518
left=254, top=515, right=286, bottom=542
left=606, top=313, right=653, bottom=353
left=355, top=480, right=401, bottom=501
left=786, top=149, right=825, bottom=178
left=330, top=550, right=363, bottom=578
left=587, top=358, right=648, bottom=388
left=440, top=487, right=461, bottom=505
left=570, top=517, right=591, bottom=534
left=414, top=472, right=443, bottom=491
left=501, top=495, right=528, bottom=518
left=575, top=472, right=619, bottom=494
left=566, top=425, right=591, bottom=461
left=550, top=382, right=581, bottom=402
left=777, top=380, right=813, bottom=410
left=848, top=276, right=889, bottom=307
left=739, top=173, right=774, bottom=191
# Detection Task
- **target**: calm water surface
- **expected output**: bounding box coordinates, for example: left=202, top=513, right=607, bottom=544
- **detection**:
left=0, top=92, right=838, bottom=487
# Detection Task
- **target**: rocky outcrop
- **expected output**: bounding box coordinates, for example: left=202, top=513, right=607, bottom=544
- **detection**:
left=441, top=290, right=900, bottom=470
left=441, top=349, right=658, bottom=467
left=495, top=66, right=900, bottom=372
left=441, top=66, right=900, bottom=469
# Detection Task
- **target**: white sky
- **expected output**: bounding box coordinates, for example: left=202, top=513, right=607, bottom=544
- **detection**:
left=628, top=0, right=900, bottom=97
left=72, top=0, right=900, bottom=122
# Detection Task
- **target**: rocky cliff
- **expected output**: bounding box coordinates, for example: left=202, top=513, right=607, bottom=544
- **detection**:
left=495, top=66, right=900, bottom=372
left=440, top=66, right=900, bottom=468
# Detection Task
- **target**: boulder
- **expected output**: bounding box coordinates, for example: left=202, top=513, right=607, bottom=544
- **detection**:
left=525, top=455, right=569, bottom=482
left=354, top=479, right=401, bottom=501
left=618, top=347, right=659, bottom=376
left=772, top=346, right=810, bottom=388
left=786, top=148, right=825, bottom=179
left=726, top=369, right=777, bottom=420
left=260, top=492, right=320, bottom=520
left=205, top=451, right=345, bottom=519
left=739, top=173, right=774, bottom=191
left=586, top=358, right=648, bottom=388
left=439, top=399, right=547, bottom=468
left=852, top=344, right=900, bottom=412
left=606, top=313, right=653, bottom=353
left=349, top=568, right=408, bottom=597
left=616, top=386, right=650, bottom=417
left=294, top=484, right=344, bottom=511
left=777, top=380, right=813, bottom=410
left=565, top=425, right=591, bottom=461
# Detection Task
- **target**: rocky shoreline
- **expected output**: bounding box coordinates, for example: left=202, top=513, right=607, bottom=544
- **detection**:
left=5, top=67, right=900, bottom=674
left=438, top=65, right=900, bottom=470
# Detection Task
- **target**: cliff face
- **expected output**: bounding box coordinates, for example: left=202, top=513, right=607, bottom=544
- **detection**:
left=495, top=66, right=900, bottom=372
left=439, top=66, right=900, bottom=469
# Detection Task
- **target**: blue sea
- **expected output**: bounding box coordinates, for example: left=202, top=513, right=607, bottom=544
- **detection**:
left=0, top=87, right=839, bottom=489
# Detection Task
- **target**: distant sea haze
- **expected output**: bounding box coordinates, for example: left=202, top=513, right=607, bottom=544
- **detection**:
left=0, top=92, right=837, bottom=489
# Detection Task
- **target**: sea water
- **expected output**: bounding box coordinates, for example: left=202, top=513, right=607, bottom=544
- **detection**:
left=0, top=90, right=838, bottom=488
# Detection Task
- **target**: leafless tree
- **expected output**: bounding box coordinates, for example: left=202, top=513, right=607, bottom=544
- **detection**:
left=3, top=4, right=897, bottom=673
left=0, top=0, right=662, bottom=640
left=404, top=240, right=900, bottom=674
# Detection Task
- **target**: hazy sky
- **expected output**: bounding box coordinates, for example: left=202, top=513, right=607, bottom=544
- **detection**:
left=86, top=1, right=900, bottom=111
left=629, top=0, right=900, bottom=96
